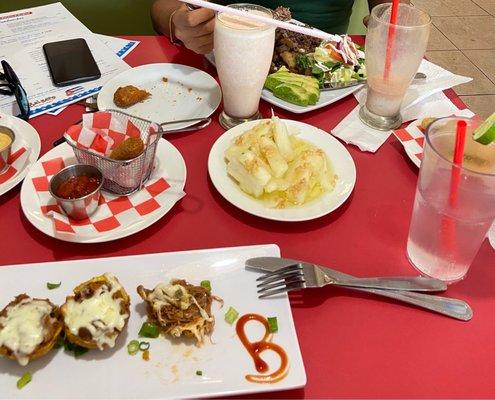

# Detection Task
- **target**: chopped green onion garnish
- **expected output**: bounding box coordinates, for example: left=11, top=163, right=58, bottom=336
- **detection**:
left=224, top=306, right=239, bottom=325
left=138, top=322, right=160, bottom=338
left=73, top=345, right=88, bottom=357
left=127, top=340, right=140, bottom=355
left=196, top=370, right=203, bottom=376
left=63, top=340, right=88, bottom=357
left=267, top=317, right=278, bottom=333
left=47, top=281, right=61, bottom=290
left=139, top=341, right=150, bottom=351
left=54, top=334, right=65, bottom=349
left=17, top=372, right=32, bottom=389
left=200, top=280, right=211, bottom=291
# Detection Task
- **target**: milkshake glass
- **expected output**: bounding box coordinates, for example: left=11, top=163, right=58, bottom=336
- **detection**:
left=214, top=4, right=275, bottom=129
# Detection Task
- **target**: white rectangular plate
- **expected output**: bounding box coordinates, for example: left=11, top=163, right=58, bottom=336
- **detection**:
left=0, top=245, right=306, bottom=399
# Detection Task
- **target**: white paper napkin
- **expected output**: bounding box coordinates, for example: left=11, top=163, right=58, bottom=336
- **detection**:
left=354, top=59, right=472, bottom=109
left=332, top=60, right=472, bottom=153
left=332, top=92, right=462, bottom=152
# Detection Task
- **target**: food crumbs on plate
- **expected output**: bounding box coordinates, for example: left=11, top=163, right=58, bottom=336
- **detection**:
left=187, top=87, right=192, bottom=92
left=196, top=370, right=203, bottom=376
left=142, top=349, right=150, bottom=361
left=183, top=348, right=193, bottom=358
left=162, top=77, right=168, bottom=83
left=196, top=97, right=202, bottom=101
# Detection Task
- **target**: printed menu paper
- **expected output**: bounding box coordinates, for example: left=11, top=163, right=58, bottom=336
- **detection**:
left=0, top=3, right=129, bottom=118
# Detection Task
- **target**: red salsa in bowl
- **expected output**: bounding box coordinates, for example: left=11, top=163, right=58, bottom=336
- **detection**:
left=55, top=175, right=101, bottom=200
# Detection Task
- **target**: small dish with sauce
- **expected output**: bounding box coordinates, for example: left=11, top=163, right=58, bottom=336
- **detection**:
left=0, top=125, right=15, bottom=174
left=49, top=164, right=103, bottom=220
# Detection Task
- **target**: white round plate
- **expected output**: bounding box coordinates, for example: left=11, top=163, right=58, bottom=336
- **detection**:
left=20, top=139, right=186, bottom=243
left=0, top=113, right=41, bottom=196
left=208, top=119, right=356, bottom=222
left=97, top=63, right=221, bottom=129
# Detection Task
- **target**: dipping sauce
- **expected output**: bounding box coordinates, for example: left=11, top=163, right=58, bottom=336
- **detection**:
left=236, top=313, right=289, bottom=383
left=0, top=131, right=12, bottom=151
left=55, top=175, right=101, bottom=199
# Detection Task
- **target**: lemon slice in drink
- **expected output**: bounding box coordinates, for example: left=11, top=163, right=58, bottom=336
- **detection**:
left=473, top=112, right=495, bottom=145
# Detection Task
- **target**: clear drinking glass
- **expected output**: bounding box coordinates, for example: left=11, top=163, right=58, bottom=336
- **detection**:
left=407, top=117, right=495, bottom=282
left=214, top=4, right=275, bottom=130
left=359, top=3, right=431, bottom=130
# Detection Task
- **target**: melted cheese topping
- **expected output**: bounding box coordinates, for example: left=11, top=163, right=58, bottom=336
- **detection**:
left=148, top=283, right=213, bottom=322
left=0, top=298, right=53, bottom=366
left=64, top=274, right=128, bottom=350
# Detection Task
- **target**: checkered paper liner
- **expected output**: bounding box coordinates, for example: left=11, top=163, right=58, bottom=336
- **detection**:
left=0, top=143, right=31, bottom=185
left=393, top=109, right=477, bottom=167
left=64, top=111, right=159, bottom=157
left=31, top=157, right=184, bottom=238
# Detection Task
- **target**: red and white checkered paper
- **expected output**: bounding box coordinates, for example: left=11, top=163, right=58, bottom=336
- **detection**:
left=64, top=111, right=158, bottom=157
left=0, top=144, right=30, bottom=185
left=393, top=109, right=476, bottom=167
left=31, top=157, right=183, bottom=238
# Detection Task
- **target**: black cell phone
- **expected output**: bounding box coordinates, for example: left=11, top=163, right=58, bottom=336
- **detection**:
left=43, top=38, right=101, bottom=87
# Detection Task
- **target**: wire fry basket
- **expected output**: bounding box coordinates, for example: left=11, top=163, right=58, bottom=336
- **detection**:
left=66, top=110, right=163, bottom=195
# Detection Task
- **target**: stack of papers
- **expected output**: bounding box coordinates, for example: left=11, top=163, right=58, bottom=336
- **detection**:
left=0, top=3, right=138, bottom=118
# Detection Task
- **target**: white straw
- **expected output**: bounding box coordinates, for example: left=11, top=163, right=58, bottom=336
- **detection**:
left=180, top=0, right=340, bottom=42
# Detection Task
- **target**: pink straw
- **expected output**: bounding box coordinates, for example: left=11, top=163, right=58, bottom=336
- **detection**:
left=384, top=0, right=400, bottom=80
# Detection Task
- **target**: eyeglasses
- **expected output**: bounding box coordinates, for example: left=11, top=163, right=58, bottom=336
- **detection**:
left=0, top=60, right=30, bottom=120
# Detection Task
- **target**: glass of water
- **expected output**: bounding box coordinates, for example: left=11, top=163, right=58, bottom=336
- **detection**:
left=407, top=117, right=495, bottom=282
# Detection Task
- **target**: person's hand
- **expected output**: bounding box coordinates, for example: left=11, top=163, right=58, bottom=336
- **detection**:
left=172, top=5, right=215, bottom=54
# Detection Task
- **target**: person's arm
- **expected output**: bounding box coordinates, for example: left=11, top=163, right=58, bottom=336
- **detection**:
left=363, top=0, right=410, bottom=26
left=367, top=0, right=410, bottom=10
left=151, top=0, right=215, bottom=54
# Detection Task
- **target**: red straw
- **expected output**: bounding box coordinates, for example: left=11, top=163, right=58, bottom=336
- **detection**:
left=449, top=120, right=467, bottom=207
left=384, top=0, right=400, bottom=80
left=442, top=120, right=468, bottom=258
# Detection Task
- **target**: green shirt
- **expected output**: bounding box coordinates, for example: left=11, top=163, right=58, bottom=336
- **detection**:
left=219, top=0, right=355, bottom=34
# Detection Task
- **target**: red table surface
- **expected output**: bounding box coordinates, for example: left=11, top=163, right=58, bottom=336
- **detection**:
left=1, top=35, right=495, bottom=398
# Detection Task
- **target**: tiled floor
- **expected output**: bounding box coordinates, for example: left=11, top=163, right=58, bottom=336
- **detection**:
left=412, top=0, right=495, bottom=118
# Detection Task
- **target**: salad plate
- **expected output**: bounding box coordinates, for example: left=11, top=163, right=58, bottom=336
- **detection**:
left=0, top=244, right=306, bottom=399
left=205, top=53, right=362, bottom=114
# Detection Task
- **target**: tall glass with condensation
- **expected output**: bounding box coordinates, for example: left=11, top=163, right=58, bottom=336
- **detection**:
left=406, top=117, right=495, bottom=282
left=359, top=3, right=430, bottom=130
left=214, top=4, right=275, bottom=129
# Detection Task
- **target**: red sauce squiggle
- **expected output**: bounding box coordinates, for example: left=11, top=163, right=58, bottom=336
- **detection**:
left=236, top=313, right=289, bottom=383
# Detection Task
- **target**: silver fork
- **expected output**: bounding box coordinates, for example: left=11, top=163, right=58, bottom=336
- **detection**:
left=255, top=263, right=447, bottom=296
left=249, top=260, right=472, bottom=321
